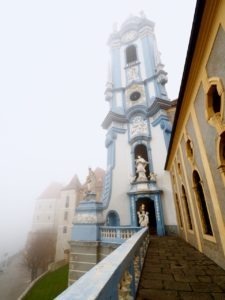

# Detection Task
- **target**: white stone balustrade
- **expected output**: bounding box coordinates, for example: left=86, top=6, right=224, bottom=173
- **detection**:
left=99, top=226, right=140, bottom=243
left=55, top=227, right=149, bottom=300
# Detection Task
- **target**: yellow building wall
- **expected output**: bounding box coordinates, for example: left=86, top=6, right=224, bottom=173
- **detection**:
left=166, top=0, right=225, bottom=270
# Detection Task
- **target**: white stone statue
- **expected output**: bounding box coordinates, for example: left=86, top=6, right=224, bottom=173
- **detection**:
left=135, top=155, right=149, bottom=181
left=137, top=204, right=149, bottom=227
left=86, top=167, right=96, bottom=194
left=149, top=172, right=157, bottom=182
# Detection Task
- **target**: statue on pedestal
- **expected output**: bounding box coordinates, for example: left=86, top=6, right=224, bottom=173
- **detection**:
left=135, top=155, right=149, bottom=181
left=86, top=168, right=96, bottom=194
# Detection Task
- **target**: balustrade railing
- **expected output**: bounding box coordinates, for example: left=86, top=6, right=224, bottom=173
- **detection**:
left=55, top=227, right=149, bottom=300
left=99, top=226, right=140, bottom=243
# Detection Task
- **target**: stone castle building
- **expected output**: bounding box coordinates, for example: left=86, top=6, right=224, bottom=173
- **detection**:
left=29, top=168, right=105, bottom=262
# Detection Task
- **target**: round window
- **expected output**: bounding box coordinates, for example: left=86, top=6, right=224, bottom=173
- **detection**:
left=130, top=91, right=141, bottom=101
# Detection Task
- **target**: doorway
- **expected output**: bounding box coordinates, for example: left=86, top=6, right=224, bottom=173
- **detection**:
left=136, top=197, right=157, bottom=235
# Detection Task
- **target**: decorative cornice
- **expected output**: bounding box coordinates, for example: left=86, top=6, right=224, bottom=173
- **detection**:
left=152, top=114, right=170, bottom=127
left=76, top=200, right=104, bottom=212
left=147, top=98, right=177, bottom=117
left=129, top=135, right=150, bottom=145
left=102, top=111, right=128, bottom=129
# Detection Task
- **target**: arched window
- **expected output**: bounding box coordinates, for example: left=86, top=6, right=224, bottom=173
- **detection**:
left=186, top=139, right=193, bottom=159
left=208, top=84, right=221, bottom=114
left=175, top=194, right=183, bottom=228
left=134, top=144, right=150, bottom=179
left=181, top=185, right=193, bottom=230
left=126, top=45, right=137, bottom=64
left=192, top=171, right=213, bottom=236
left=106, top=211, right=120, bottom=226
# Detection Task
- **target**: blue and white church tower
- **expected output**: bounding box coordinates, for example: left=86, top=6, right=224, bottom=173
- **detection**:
left=101, top=13, right=177, bottom=234
left=69, top=13, right=177, bottom=284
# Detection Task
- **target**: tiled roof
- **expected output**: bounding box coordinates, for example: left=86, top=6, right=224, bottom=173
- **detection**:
left=62, top=175, right=81, bottom=191
left=38, top=182, right=63, bottom=199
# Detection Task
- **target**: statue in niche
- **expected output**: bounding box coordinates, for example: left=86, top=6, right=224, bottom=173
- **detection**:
left=86, top=167, right=96, bottom=194
left=135, top=155, right=149, bottom=181
left=137, top=204, right=149, bottom=227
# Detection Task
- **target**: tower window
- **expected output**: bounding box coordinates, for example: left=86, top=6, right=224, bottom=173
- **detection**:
left=63, top=226, right=67, bottom=234
left=181, top=185, right=193, bottom=230
left=193, top=171, right=213, bottom=236
left=126, top=45, right=137, bottom=64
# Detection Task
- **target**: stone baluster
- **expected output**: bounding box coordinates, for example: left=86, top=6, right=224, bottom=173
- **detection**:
left=134, top=254, right=140, bottom=289
left=118, top=270, right=133, bottom=300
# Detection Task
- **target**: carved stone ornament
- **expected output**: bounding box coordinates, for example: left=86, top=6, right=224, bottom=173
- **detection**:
left=121, top=30, right=137, bottom=43
left=130, top=116, right=148, bottom=137
left=74, top=213, right=102, bottom=224
left=127, top=65, right=139, bottom=82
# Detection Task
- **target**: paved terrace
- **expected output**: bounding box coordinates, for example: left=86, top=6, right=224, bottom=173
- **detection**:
left=137, top=236, right=225, bottom=300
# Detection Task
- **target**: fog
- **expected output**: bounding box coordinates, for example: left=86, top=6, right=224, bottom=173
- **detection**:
left=0, top=0, right=196, bottom=258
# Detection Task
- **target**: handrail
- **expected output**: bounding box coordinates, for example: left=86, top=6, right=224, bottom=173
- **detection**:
left=55, top=227, right=149, bottom=300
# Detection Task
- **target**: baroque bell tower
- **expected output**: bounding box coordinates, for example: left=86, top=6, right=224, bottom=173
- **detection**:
left=69, top=12, right=177, bottom=285
left=102, top=12, right=177, bottom=235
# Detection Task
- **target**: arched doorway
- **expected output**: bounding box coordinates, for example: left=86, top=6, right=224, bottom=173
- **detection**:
left=136, top=197, right=157, bottom=235
left=106, top=211, right=120, bottom=226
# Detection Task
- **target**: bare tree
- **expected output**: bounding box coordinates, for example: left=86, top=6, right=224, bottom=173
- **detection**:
left=24, top=230, right=56, bottom=281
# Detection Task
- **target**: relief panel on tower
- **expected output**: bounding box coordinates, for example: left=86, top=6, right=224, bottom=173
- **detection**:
left=125, top=64, right=141, bottom=84
left=129, top=115, right=148, bottom=139
left=125, top=84, right=145, bottom=108
left=121, top=30, right=138, bottom=44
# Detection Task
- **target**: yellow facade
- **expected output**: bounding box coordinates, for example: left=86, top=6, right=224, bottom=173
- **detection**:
left=166, top=0, right=225, bottom=270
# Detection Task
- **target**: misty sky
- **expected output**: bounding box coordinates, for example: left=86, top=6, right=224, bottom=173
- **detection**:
left=0, top=0, right=196, bottom=258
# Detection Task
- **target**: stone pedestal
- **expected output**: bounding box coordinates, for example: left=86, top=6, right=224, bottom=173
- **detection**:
left=85, top=192, right=97, bottom=201
left=68, top=241, right=118, bottom=285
